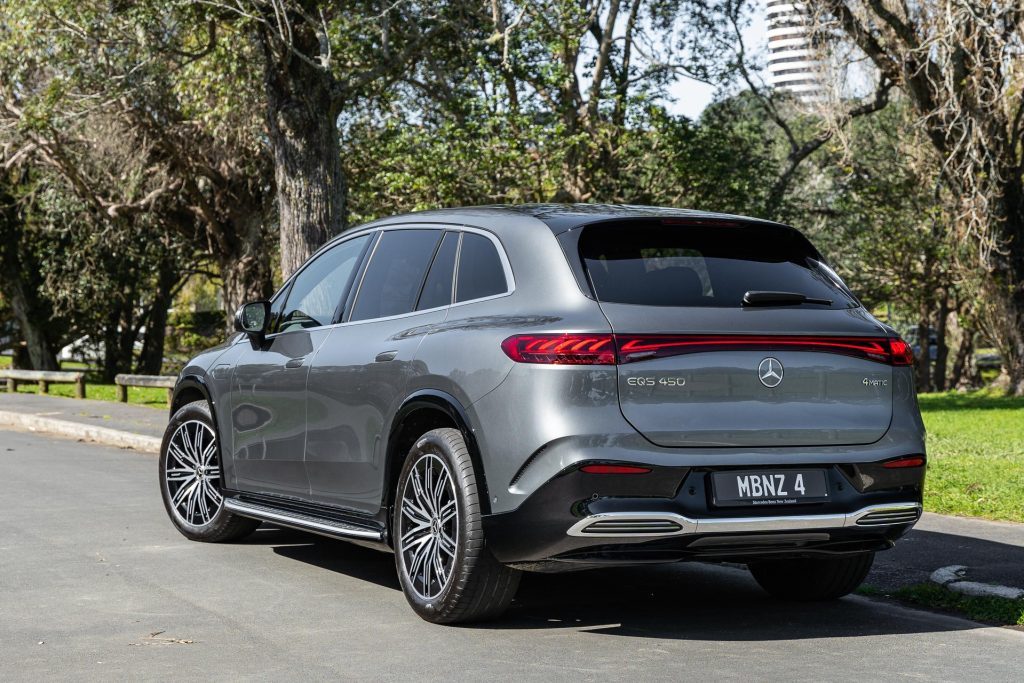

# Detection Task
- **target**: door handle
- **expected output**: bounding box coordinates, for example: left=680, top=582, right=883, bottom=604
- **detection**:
left=284, top=357, right=306, bottom=369
left=375, top=350, right=399, bottom=363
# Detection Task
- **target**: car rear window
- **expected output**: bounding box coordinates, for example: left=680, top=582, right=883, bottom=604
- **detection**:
left=578, top=222, right=856, bottom=309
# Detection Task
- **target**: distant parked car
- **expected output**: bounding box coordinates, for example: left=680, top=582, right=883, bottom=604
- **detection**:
left=59, top=330, right=147, bottom=364
left=160, top=204, right=926, bottom=623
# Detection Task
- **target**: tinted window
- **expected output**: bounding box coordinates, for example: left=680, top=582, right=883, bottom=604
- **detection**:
left=579, top=223, right=855, bottom=309
left=455, top=233, right=507, bottom=302
left=351, top=230, right=442, bottom=321
left=278, top=235, right=370, bottom=332
left=417, top=232, right=458, bottom=310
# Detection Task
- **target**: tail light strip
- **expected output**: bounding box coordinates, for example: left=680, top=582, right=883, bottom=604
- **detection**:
left=500, top=333, right=914, bottom=366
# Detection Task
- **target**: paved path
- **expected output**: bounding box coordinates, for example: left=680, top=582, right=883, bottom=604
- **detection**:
left=1, top=429, right=1022, bottom=681
left=870, top=513, right=1024, bottom=592
left=0, top=392, right=165, bottom=438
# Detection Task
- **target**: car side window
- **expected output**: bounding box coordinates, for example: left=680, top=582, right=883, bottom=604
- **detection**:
left=350, top=229, right=442, bottom=321
left=416, top=231, right=459, bottom=311
left=455, top=233, right=508, bottom=302
left=277, top=234, right=371, bottom=333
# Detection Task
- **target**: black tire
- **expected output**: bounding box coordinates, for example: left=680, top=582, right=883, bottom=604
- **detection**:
left=159, top=400, right=260, bottom=543
left=394, top=427, right=521, bottom=624
left=748, top=552, right=875, bottom=601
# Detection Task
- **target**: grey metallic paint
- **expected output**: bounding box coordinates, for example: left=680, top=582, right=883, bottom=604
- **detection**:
left=170, top=205, right=926, bottom=557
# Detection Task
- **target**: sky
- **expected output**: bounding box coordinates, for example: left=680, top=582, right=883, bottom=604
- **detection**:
left=665, top=6, right=768, bottom=119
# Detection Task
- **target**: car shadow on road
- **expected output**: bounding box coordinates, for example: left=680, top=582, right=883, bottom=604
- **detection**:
left=249, top=525, right=986, bottom=641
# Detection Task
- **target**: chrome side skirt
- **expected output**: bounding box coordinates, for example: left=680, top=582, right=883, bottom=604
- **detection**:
left=566, top=502, right=922, bottom=538
left=224, top=498, right=384, bottom=542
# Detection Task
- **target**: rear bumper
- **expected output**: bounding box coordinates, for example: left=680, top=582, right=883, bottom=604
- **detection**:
left=567, top=502, right=921, bottom=537
left=482, top=461, right=924, bottom=567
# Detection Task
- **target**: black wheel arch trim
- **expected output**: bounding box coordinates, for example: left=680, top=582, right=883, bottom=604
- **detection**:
left=385, top=389, right=491, bottom=517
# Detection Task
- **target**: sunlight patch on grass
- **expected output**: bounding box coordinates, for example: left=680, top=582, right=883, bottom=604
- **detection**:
left=919, top=391, right=1024, bottom=523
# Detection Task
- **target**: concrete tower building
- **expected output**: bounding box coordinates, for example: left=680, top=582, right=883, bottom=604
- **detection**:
left=765, top=1, right=822, bottom=100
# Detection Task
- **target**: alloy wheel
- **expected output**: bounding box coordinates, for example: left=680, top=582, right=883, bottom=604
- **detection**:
left=399, top=453, right=459, bottom=600
left=164, top=420, right=223, bottom=527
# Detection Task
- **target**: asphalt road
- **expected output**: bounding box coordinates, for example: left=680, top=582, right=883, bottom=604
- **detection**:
left=2, top=429, right=1022, bottom=681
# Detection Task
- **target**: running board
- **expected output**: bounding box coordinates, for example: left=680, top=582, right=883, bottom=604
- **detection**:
left=224, top=498, right=384, bottom=542
left=566, top=502, right=922, bottom=538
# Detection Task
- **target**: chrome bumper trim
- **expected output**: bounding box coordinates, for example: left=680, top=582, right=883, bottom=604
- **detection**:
left=566, top=502, right=922, bottom=538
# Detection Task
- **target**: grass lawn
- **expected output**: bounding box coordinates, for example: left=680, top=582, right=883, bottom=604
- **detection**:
left=919, top=390, right=1024, bottom=523
left=860, top=583, right=1024, bottom=627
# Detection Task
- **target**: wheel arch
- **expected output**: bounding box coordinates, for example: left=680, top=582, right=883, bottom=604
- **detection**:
left=384, top=390, right=491, bottom=530
left=170, top=375, right=214, bottom=416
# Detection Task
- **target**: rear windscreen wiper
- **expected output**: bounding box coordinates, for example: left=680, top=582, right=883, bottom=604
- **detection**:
left=742, top=290, right=833, bottom=307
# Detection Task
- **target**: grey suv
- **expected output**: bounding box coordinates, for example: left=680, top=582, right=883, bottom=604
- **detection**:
left=160, top=204, right=925, bottom=623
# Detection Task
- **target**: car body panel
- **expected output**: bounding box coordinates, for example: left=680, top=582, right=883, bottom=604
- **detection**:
left=305, top=308, right=447, bottom=513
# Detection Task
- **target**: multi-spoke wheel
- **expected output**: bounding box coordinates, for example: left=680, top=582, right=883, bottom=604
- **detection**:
left=399, top=453, right=459, bottom=600
left=165, top=419, right=223, bottom=527
left=394, top=428, right=520, bottom=624
left=159, top=400, right=260, bottom=542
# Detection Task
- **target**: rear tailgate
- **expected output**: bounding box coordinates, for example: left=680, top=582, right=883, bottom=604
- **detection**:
left=577, top=220, right=895, bottom=448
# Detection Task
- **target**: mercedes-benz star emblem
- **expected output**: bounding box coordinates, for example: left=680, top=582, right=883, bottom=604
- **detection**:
left=758, top=357, right=784, bottom=388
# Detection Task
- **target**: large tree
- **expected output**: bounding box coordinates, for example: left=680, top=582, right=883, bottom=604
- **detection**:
left=819, top=2, right=1024, bottom=392
left=188, top=1, right=465, bottom=276
left=0, top=1, right=277, bottom=328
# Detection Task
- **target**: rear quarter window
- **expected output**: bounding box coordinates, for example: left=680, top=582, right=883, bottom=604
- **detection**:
left=455, top=233, right=508, bottom=303
left=579, top=222, right=856, bottom=309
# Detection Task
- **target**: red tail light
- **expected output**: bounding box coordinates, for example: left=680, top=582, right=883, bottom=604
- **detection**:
left=502, top=333, right=915, bottom=366
left=887, top=338, right=915, bottom=366
left=579, top=464, right=652, bottom=474
left=883, top=456, right=925, bottom=469
left=500, top=334, right=616, bottom=365
left=616, top=335, right=911, bottom=366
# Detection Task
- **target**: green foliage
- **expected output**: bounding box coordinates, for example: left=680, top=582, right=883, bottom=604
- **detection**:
left=919, top=390, right=1024, bottom=522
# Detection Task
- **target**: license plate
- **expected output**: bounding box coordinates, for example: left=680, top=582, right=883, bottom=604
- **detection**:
left=711, top=469, right=828, bottom=507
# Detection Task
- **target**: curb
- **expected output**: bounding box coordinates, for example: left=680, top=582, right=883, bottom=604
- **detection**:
left=930, top=565, right=1024, bottom=601
left=0, top=410, right=161, bottom=453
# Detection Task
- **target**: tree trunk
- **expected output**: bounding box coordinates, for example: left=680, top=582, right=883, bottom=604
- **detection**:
left=949, top=325, right=974, bottom=389
left=136, top=264, right=179, bottom=375
left=915, top=317, right=931, bottom=393
left=3, top=277, right=60, bottom=371
left=260, top=24, right=346, bottom=280
left=216, top=212, right=275, bottom=332
left=1000, top=183, right=1024, bottom=395
left=101, top=303, right=137, bottom=383
left=933, top=292, right=950, bottom=392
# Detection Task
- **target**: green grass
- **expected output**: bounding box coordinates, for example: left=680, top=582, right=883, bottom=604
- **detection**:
left=1, top=357, right=168, bottom=409
left=878, top=582, right=1024, bottom=627
left=10, top=381, right=168, bottom=408
left=919, top=390, right=1024, bottom=523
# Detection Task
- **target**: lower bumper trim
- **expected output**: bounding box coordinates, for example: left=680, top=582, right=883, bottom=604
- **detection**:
left=566, top=502, right=921, bottom=538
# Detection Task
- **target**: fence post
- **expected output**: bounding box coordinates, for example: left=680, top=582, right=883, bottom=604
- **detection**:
left=6, top=378, right=15, bottom=393
left=115, top=383, right=127, bottom=403
left=166, top=387, right=174, bottom=408
left=38, top=380, right=48, bottom=394
left=75, top=376, right=86, bottom=400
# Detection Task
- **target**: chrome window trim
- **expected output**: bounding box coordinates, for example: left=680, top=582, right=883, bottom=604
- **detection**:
left=261, top=222, right=517, bottom=337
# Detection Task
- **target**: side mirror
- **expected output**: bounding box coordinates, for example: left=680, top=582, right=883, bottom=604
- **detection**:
left=234, top=301, right=271, bottom=342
